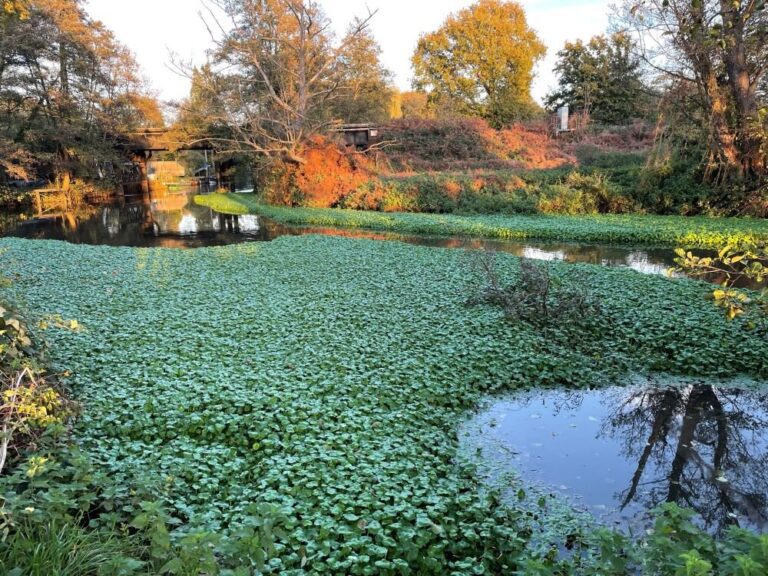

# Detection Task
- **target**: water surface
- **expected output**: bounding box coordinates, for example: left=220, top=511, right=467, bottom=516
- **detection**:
left=460, top=381, right=768, bottom=535
left=0, top=189, right=690, bottom=277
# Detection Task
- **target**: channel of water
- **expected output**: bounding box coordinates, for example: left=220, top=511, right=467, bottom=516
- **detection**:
left=1, top=188, right=693, bottom=279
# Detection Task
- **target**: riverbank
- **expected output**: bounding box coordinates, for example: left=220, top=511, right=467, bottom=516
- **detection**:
left=195, top=193, right=768, bottom=249
left=2, top=235, right=767, bottom=573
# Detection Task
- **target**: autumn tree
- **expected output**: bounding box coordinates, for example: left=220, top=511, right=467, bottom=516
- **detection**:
left=0, top=0, right=160, bottom=186
left=2, top=0, right=28, bottom=17
left=617, top=0, right=767, bottom=187
left=190, top=0, right=376, bottom=165
left=332, top=19, right=394, bottom=124
left=399, top=91, right=432, bottom=119
left=545, top=33, right=651, bottom=124
left=411, top=0, right=545, bottom=127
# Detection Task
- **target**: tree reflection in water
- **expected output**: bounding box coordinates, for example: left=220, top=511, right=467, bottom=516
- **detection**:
left=462, top=381, right=768, bottom=535
left=602, top=383, right=768, bottom=534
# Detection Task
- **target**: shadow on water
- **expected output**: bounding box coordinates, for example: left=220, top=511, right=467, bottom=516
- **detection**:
left=0, top=188, right=755, bottom=285
left=460, top=379, right=768, bottom=535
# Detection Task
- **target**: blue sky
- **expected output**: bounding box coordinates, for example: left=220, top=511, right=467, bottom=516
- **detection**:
left=85, top=0, right=610, bottom=103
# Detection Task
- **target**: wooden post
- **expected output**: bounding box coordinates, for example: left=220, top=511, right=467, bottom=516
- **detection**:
left=34, top=189, right=43, bottom=217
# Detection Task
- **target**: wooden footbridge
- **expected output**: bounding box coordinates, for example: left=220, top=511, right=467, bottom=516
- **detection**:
left=118, top=128, right=216, bottom=154
left=120, top=124, right=378, bottom=154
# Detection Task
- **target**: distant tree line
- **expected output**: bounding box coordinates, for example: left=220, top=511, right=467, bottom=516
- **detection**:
left=2, top=0, right=765, bottom=212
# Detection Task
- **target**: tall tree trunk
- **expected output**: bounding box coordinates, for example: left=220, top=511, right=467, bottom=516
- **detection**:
left=720, top=1, right=765, bottom=179
left=703, top=70, right=741, bottom=180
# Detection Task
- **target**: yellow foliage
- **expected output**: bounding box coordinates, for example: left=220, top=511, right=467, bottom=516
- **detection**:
left=25, top=455, right=49, bottom=478
left=389, top=89, right=403, bottom=120
left=3, top=382, right=63, bottom=427
left=3, top=0, right=28, bottom=18
left=412, top=0, right=545, bottom=126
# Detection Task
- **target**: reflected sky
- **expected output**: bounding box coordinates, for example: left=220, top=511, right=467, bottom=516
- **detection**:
left=461, top=380, right=768, bottom=534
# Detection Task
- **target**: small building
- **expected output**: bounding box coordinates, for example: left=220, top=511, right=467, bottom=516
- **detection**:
left=336, top=124, right=379, bottom=150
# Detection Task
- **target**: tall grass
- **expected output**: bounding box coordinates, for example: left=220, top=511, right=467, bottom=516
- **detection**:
left=0, top=521, right=139, bottom=576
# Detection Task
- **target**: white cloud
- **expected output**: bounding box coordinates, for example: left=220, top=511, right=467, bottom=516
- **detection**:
left=85, top=0, right=610, bottom=103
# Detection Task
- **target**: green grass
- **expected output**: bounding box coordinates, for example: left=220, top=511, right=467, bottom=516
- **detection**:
left=1, top=235, right=767, bottom=573
left=195, top=193, right=768, bottom=249
left=0, top=521, right=140, bottom=576
left=194, top=192, right=260, bottom=216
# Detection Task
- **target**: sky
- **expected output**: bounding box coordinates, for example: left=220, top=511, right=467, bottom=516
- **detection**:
left=85, top=0, right=610, bottom=104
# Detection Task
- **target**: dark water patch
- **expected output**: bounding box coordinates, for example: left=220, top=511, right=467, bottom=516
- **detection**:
left=460, top=379, right=768, bottom=535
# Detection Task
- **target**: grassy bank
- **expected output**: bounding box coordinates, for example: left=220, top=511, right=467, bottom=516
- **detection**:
left=2, top=236, right=767, bottom=573
left=195, top=193, right=768, bottom=249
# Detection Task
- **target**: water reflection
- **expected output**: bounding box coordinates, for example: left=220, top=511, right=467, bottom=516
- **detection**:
left=0, top=189, right=752, bottom=285
left=2, top=190, right=272, bottom=248
left=461, top=381, right=768, bottom=534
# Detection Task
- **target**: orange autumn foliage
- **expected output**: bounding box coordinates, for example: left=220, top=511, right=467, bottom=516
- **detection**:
left=379, top=118, right=574, bottom=173
left=294, top=136, right=373, bottom=208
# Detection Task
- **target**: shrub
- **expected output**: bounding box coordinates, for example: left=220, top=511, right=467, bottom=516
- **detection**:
left=591, top=503, right=768, bottom=576
left=636, top=143, right=720, bottom=215
left=537, top=171, right=638, bottom=215
left=466, top=251, right=600, bottom=327
left=294, top=137, right=373, bottom=208
left=412, top=175, right=459, bottom=213
left=381, top=182, right=417, bottom=212
left=0, top=306, right=76, bottom=475
left=259, top=137, right=374, bottom=208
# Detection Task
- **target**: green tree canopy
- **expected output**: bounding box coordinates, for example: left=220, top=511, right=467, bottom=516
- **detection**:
left=333, top=19, right=394, bottom=124
left=545, top=33, right=650, bottom=125
left=411, top=0, right=545, bottom=127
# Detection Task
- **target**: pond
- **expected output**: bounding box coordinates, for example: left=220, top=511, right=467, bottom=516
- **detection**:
left=0, top=189, right=691, bottom=276
left=460, top=380, right=768, bottom=535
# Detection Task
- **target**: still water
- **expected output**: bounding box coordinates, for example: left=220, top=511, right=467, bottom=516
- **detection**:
left=460, top=381, right=768, bottom=534
left=0, top=189, right=689, bottom=276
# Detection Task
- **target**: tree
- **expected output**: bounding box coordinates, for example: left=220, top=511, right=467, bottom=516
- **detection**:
left=2, top=0, right=28, bottom=17
left=545, top=33, right=650, bottom=124
left=411, top=0, right=545, bottom=127
left=617, top=0, right=768, bottom=186
left=399, top=91, right=432, bottom=119
left=332, top=20, right=394, bottom=124
left=191, top=0, right=376, bottom=165
left=0, top=0, right=160, bottom=186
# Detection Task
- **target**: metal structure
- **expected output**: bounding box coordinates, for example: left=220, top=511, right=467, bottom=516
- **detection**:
left=556, top=106, right=570, bottom=133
